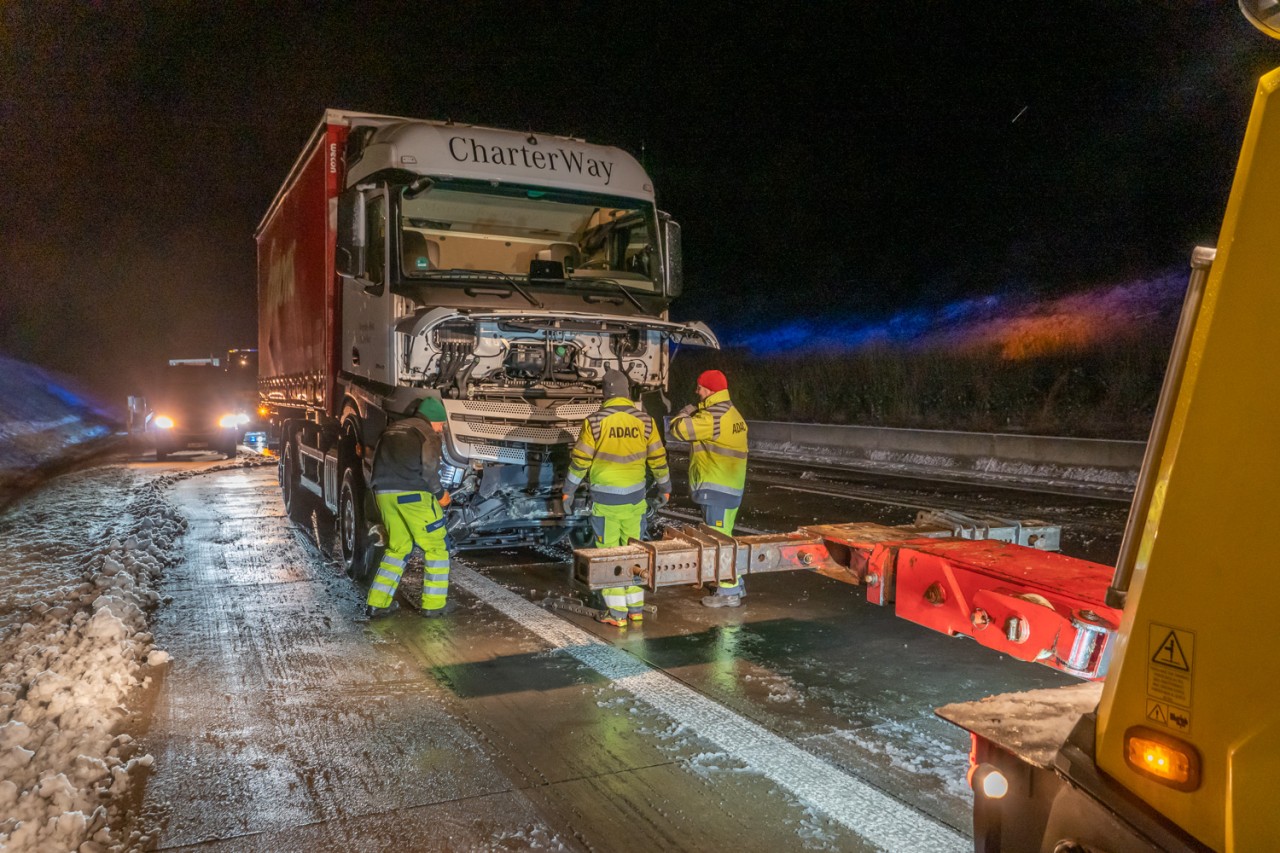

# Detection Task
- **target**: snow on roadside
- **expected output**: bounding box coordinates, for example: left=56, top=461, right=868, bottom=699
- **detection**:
left=0, top=471, right=186, bottom=852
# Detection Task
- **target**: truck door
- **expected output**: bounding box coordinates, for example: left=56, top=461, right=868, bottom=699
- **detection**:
left=341, top=188, right=396, bottom=385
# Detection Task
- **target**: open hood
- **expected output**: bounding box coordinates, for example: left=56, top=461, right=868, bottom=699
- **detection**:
left=396, top=307, right=720, bottom=348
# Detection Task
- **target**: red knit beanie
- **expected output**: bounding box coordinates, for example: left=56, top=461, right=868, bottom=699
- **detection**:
left=697, top=369, right=728, bottom=393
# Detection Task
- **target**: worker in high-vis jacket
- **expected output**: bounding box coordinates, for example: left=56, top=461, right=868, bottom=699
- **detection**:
left=562, top=369, right=671, bottom=627
left=365, top=396, right=453, bottom=619
left=669, top=369, right=749, bottom=607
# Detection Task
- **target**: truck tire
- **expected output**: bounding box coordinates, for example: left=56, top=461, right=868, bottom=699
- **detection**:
left=338, top=466, right=375, bottom=583
left=281, top=438, right=311, bottom=524
left=567, top=524, right=594, bottom=549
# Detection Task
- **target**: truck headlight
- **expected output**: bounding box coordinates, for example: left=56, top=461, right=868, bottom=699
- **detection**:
left=154, top=415, right=175, bottom=429
left=219, top=413, right=248, bottom=428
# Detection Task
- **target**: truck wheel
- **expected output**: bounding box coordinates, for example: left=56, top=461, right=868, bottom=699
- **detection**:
left=338, top=466, right=375, bottom=583
left=281, top=438, right=311, bottom=523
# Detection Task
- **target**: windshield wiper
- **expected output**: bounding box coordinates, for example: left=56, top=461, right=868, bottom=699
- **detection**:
left=416, top=269, right=543, bottom=308
left=567, top=276, right=645, bottom=312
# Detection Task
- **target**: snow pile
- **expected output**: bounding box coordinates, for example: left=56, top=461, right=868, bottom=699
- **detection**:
left=0, top=478, right=185, bottom=852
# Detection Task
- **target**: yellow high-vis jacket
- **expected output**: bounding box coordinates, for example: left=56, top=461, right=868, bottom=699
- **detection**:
left=669, top=389, right=748, bottom=507
left=566, top=397, right=671, bottom=505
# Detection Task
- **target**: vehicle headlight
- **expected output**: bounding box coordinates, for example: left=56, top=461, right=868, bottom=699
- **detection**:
left=154, top=415, right=175, bottom=429
left=218, top=414, right=247, bottom=429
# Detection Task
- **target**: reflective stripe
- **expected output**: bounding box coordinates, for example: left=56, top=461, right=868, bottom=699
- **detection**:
left=424, top=558, right=450, bottom=568
left=381, top=554, right=407, bottom=569
left=696, top=482, right=745, bottom=499
left=692, top=441, right=750, bottom=459
left=572, top=440, right=595, bottom=456
left=593, top=448, right=648, bottom=464
left=592, top=488, right=646, bottom=505
left=592, top=482, right=645, bottom=495
left=424, top=572, right=450, bottom=583
left=601, top=587, right=628, bottom=617
left=374, top=570, right=403, bottom=587
left=371, top=580, right=397, bottom=596
left=565, top=472, right=585, bottom=487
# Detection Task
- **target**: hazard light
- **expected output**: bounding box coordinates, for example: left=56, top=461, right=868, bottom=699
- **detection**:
left=1124, top=726, right=1200, bottom=791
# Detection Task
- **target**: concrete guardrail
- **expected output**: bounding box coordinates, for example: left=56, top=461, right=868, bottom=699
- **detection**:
left=674, top=420, right=1145, bottom=500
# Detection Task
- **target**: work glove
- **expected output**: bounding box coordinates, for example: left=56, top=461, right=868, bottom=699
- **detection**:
left=437, top=490, right=451, bottom=508
left=562, top=485, right=578, bottom=509
left=652, top=491, right=670, bottom=509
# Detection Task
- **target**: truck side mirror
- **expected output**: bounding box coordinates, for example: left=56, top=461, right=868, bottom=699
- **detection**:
left=337, top=188, right=368, bottom=277
left=661, top=214, right=683, bottom=298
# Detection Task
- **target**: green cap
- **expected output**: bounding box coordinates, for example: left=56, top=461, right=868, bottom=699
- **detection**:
left=416, top=397, right=447, bottom=423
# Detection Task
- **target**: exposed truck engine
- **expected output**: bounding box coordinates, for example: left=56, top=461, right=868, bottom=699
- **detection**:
left=256, top=109, right=716, bottom=574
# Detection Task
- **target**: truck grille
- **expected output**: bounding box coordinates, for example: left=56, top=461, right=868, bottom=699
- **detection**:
left=441, top=398, right=599, bottom=464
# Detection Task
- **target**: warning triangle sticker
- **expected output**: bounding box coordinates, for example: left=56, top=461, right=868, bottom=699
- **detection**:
left=1151, top=630, right=1191, bottom=671
left=1146, top=701, right=1168, bottom=724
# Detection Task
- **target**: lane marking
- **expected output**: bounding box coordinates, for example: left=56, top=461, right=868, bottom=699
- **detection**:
left=451, top=565, right=968, bottom=853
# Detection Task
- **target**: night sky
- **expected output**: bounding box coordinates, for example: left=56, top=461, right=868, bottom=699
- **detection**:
left=3, top=1, right=1278, bottom=401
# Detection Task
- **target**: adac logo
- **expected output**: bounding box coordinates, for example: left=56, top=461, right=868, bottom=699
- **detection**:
left=732, top=422, right=746, bottom=434
left=608, top=426, right=640, bottom=439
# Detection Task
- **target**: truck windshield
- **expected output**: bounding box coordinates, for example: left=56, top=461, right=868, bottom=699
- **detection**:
left=399, top=180, right=660, bottom=292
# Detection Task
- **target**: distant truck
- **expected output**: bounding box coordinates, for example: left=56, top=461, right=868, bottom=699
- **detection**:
left=137, top=359, right=249, bottom=461
left=256, top=109, right=716, bottom=576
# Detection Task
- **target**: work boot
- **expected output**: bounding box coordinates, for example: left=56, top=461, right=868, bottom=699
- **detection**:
left=364, top=602, right=399, bottom=619
left=596, top=613, right=627, bottom=627
left=701, top=594, right=742, bottom=608
left=628, top=612, right=644, bottom=623
left=419, top=601, right=455, bottom=619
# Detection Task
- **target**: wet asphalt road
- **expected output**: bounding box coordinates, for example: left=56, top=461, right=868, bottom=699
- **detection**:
left=135, top=458, right=1127, bottom=851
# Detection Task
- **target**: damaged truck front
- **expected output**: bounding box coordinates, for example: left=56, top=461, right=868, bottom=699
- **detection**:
left=256, top=109, right=715, bottom=576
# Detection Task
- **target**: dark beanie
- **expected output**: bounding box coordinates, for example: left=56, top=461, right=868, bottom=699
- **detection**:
left=602, top=369, right=631, bottom=400
left=697, top=370, right=728, bottom=393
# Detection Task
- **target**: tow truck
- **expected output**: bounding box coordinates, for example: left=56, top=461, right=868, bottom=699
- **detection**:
left=577, top=6, right=1280, bottom=848
left=934, top=6, right=1280, bottom=849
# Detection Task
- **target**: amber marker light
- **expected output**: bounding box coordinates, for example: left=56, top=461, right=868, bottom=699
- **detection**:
left=1124, top=726, right=1200, bottom=791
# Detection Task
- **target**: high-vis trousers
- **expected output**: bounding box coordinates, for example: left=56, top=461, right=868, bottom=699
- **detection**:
left=702, top=503, right=744, bottom=597
left=367, top=491, right=451, bottom=612
left=592, top=501, right=646, bottom=621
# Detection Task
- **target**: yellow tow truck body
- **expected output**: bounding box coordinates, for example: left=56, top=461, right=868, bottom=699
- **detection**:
left=939, top=13, right=1280, bottom=852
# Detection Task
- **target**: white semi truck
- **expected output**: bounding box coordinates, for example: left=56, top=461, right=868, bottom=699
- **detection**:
left=256, top=110, right=716, bottom=577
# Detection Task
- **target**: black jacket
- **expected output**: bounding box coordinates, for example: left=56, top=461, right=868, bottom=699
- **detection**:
left=370, top=417, right=445, bottom=496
